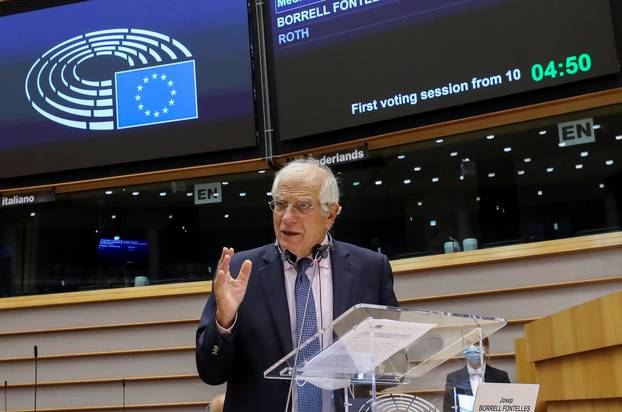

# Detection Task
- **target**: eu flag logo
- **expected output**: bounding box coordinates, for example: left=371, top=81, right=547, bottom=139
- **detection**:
left=115, top=60, right=198, bottom=129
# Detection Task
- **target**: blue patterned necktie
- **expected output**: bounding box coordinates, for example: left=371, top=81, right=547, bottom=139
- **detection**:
left=295, top=257, right=322, bottom=412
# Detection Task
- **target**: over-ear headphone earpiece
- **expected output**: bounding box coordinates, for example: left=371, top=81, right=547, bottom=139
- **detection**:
left=275, top=242, right=297, bottom=265
left=312, top=244, right=329, bottom=261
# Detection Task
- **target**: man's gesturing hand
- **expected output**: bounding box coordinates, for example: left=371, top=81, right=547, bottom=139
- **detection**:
left=214, top=247, right=253, bottom=329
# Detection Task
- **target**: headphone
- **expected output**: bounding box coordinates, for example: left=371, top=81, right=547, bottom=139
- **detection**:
left=274, top=233, right=333, bottom=265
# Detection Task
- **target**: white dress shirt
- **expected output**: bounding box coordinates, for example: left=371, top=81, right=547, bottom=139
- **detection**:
left=284, top=238, right=334, bottom=412
left=467, top=362, right=486, bottom=396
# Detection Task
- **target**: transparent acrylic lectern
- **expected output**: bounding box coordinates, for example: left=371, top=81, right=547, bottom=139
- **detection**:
left=265, top=304, right=506, bottom=412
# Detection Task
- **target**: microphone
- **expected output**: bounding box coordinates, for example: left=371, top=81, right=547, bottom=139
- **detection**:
left=122, top=378, right=126, bottom=412
left=33, top=345, right=38, bottom=412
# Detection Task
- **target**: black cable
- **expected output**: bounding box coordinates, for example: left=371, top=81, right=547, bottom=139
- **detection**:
left=33, top=345, right=38, bottom=412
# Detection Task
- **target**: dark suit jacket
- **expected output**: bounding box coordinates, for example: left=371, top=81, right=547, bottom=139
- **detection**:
left=196, top=240, right=398, bottom=412
left=443, top=364, right=510, bottom=412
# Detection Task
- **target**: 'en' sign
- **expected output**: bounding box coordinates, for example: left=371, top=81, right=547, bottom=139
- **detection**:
left=195, top=182, right=222, bottom=205
left=557, top=118, right=595, bottom=147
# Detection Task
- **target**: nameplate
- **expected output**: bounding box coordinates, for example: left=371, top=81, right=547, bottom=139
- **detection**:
left=473, top=383, right=539, bottom=412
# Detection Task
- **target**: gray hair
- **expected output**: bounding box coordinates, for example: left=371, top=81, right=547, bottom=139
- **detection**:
left=271, top=158, right=340, bottom=215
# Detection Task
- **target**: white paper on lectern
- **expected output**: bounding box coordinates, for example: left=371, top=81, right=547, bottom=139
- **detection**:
left=298, top=318, right=435, bottom=389
left=457, top=394, right=475, bottom=412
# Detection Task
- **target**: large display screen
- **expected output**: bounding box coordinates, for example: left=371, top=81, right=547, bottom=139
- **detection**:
left=266, top=0, right=620, bottom=140
left=0, top=0, right=256, bottom=180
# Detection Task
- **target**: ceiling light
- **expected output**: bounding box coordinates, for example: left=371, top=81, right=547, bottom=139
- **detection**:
left=186, top=192, right=193, bottom=197
left=435, top=138, right=443, bottom=143
left=132, top=191, right=139, bottom=196
left=488, top=172, right=495, bottom=178
left=113, top=235, right=120, bottom=240
left=397, top=154, right=406, bottom=160
left=616, top=135, right=622, bottom=141
left=558, top=142, right=566, bottom=147
left=575, top=164, right=583, bottom=169
left=413, top=166, right=422, bottom=172
left=537, top=190, right=543, bottom=196
left=462, top=158, right=471, bottom=162
left=431, top=177, right=439, bottom=183
left=111, top=214, right=117, bottom=219
left=450, top=152, right=458, bottom=157
left=105, top=190, right=113, bottom=195
left=486, top=134, right=495, bottom=140
left=429, top=219, right=437, bottom=227
left=580, top=151, right=589, bottom=157
left=374, top=180, right=383, bottom=185
left=168, top=214, right=173, bottom=219
left=476, top=196, right=481, bottom=202
left=352, top=181, right=360, bottom=186
left=606, top=160, right=614, bottom=166
left=30, top=212, right=36, bottom=217
left=239, top=192, right=247, bottom=197
left=593, top=124, right=601, bottom=130
left=599, top=183, right=605, bottom=189
left=503, top=147, right=512, bottom=153
left=159, top=192, right=167, bottom=196
left=403, top=179, right=411, bottom=184
left=224, top=214, right=230, bottom=218
left=266, top=192, right=272, bottom=196
left=524, top=157, right=531, bottom=163
left=538, top=130, right=547, bottom=135
left=517, top=170, right=525, bottom=175
left=546, top=167, right=554, bottom=173
left=222, top=181, right=229, bottom=185
left=459, top=175, right=464, bottom=181
left=417, top=201, right=423, bottom=206
left=258, top=170, right=266, bottom=174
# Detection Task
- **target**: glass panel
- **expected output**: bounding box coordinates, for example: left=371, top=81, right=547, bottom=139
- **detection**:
left=265, top=304, right=505, bottom=411
left=333, top=104, right=622, bottom=258
left=1, top=103, right=621, bottom=297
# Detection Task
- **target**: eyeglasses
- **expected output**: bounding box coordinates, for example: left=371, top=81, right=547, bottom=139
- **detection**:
left=268, top=199, right=315, bottom=215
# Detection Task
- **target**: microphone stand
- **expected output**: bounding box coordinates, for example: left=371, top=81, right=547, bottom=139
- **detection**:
left=122, top=379, right=126, bottom=412
left=33, top=345, right=38, bottom=412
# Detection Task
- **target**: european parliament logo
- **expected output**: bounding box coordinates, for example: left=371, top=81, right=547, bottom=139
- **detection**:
left=25, top=28, right=198, bottom=131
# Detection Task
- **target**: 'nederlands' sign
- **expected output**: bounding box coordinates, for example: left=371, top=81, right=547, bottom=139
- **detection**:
left=317, top=147, right=367, bottom=166
left=1, top=190, right=55, bottom=208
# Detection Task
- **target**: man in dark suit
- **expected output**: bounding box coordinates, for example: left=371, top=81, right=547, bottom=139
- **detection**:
left=196, top=158, right=398, bottom=412
left=443, top=337, right=510, bottom=412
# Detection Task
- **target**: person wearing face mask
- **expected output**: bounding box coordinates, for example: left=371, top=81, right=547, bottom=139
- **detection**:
left=443, top=337, right=510, bottom=412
